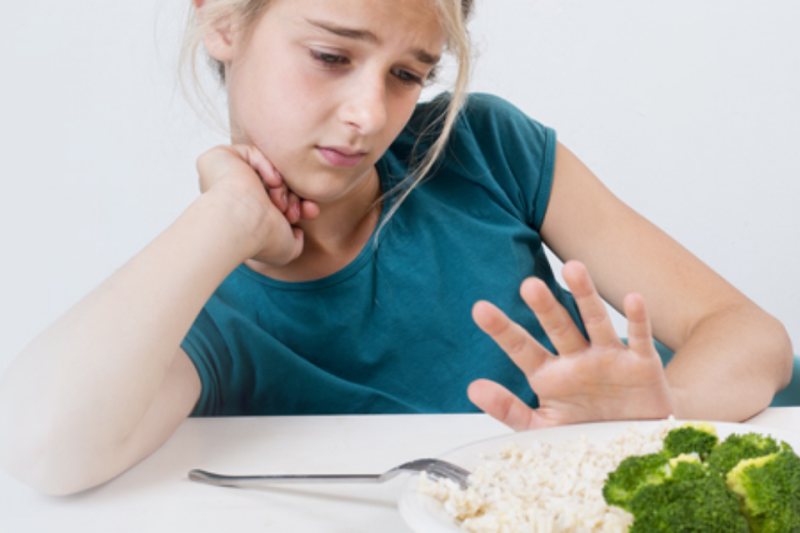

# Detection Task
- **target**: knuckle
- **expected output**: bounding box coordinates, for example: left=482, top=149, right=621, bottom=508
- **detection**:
left=582, top=311, right=609, bottom=329
left=502, top=325, right=529, bottom=355
left=206, top=145, right=230, bottom=158
left=546, top=319, right=572, bottom=339
left=505, top=336, right=529, bottom=356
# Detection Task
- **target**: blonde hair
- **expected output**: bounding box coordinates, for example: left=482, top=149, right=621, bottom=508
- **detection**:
left=180, top=0, right=474, bottom=230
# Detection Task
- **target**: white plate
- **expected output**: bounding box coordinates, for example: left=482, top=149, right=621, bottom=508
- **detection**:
left=398, top=420, right=800, bottom=533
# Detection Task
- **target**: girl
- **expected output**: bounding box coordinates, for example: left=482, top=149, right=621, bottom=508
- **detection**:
left=0, top=0, right=792, bottom=496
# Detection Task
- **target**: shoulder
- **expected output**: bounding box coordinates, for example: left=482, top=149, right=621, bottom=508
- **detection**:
left=392, top=93, right=558, bottom=229
left=393, top=92, right=554, bottom=170
left=462, top=92, right=540, bottom=127
left=404, top=92, right=548, bottom=138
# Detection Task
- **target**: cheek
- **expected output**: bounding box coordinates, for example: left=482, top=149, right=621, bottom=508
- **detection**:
left=382, top=95, right=419, bottom=142
left=229, top=66, right=320, bottom=150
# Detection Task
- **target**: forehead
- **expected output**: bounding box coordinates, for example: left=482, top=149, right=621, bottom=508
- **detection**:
left=265, top=0, right=447, bottom=52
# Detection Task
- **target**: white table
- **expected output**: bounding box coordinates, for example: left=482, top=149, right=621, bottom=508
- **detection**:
left=2, top=409, right=799, bottom=533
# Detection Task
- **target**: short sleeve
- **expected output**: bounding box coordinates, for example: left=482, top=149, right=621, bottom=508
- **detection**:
left=458, top=93, right=557, bottom=230
left=409, top=93, right=557, bottom=231
left=180, top=299, right=229, bottom=416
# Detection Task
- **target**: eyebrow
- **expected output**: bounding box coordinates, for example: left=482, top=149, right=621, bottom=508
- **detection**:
left=305, top=18, right=441, bottom=66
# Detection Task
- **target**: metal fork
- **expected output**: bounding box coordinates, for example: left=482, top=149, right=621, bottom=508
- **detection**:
left=188, top=458, right=472, bottom=490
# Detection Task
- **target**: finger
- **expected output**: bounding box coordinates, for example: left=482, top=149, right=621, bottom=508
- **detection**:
left=230, top=145, right=282, bottom=188
left=467, top=379, right=537, bottom=432
left=260, top=226, right=305, bottom=266
left=288, top=227, right=305, bottom=262
left=198, top=145, right=257, bottom=193
left=268, top=184, right=289, bottom=212
left=520, top=276, right=589, bottom=355
left=300, top=200, right=320, bottom=220
left=561, top=261, right=621, bottom=348
left=285, top=192, right=301, bottom=224
left=624, top=292, right=658, bottom=358
left=472, top=300, right=553, bottom=375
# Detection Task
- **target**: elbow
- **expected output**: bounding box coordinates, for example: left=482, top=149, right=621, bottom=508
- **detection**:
left=747, top=308, right=795, bottom=393
left=0, top=370, right=116, bottom=496
left=0, top=433, right=78, bottom=496
left=0, top=434, right=107, bottom=496
left=1, top=464, right=85, bottom=497
left=31, top=473, right=101, bottom=497
left=770, top=317, right=795, bottom=392
left=0, top=406, right=109, bottom=496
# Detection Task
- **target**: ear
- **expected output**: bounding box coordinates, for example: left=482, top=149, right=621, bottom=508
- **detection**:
left=193, top=0, right=235, bottom=62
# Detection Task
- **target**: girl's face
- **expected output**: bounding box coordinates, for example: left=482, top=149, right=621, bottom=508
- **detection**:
left=224, top=0, right=446, bottom=205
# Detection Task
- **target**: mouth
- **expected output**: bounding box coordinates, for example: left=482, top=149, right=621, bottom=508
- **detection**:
left=316, top=146, right=367, bottom=168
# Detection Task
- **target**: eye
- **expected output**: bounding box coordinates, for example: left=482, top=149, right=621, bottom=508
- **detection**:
left=425, top=66, right=440, bottom=84
left=392, top=68, right=424, bottom=87
left=310, top=49, right=349, bottom=67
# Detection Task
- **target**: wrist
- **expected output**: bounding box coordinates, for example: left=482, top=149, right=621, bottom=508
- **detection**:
left=184, top=191, right=258, bottom=265
left=194, top=186, right=266, bottom=262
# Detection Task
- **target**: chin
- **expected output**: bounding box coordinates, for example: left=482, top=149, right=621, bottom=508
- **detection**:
left=283, top=183, right=344, bottom=205
left=285, top=170, right=370, bottom=204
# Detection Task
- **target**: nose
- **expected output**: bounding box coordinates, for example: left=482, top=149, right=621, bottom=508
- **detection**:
left=338, top=70, right=388, bottom=136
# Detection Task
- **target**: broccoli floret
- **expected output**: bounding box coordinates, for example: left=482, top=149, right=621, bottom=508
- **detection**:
left=707, top=432, right=780, bottom=475
left=604, top=448, right=748, bottom=532
left=663, top=422, right=719, bottom=459
left=603, top=452, right=709, bottom=513
left=629, top=469, right=749, bottom=533
left=603, top=453, right=669, bottom=511
left=666, top=453, right=706, bottom=479
left=604, top=425, right=800, bottom=532
left=725, top=444, right=800, bottom=533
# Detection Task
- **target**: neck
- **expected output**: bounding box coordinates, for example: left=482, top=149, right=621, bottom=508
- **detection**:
left=299, top=166, right=383, bottom=254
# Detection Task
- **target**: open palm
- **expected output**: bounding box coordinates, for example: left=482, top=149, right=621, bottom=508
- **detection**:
left=469, top=261, right=676, bottom=431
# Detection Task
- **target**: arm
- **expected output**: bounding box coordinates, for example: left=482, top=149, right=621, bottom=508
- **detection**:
left=543, top=143, right=792, bottom=419
left=0, top=146, right=312, bottom=495
left=470, top=142, right=792, bottom=428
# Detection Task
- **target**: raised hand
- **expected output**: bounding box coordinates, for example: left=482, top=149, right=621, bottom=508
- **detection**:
left=469, top=261, right=676, bottom=431
left=196, top=145, right=318, bottom=266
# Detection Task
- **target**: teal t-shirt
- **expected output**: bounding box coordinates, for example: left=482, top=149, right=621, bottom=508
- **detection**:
left=181, top=93, right=586, bottom=416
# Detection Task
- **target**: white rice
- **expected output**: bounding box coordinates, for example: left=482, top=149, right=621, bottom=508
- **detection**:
left=417, top=418, right=680, bottom=533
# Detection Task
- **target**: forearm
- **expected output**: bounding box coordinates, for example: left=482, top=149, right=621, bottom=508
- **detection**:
left=0, top=193, right=251, bottom=474
left=666, top=303, right=793, bottom=422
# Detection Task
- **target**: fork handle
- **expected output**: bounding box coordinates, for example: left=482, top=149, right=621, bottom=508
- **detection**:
left=188, top=469, right=383, bottom=488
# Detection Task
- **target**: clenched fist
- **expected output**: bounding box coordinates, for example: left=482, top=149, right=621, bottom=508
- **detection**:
left=196, top=145, right=318, bottom=266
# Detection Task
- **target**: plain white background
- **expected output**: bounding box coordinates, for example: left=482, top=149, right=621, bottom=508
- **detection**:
left=1, top=0, right=798, bottom=379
